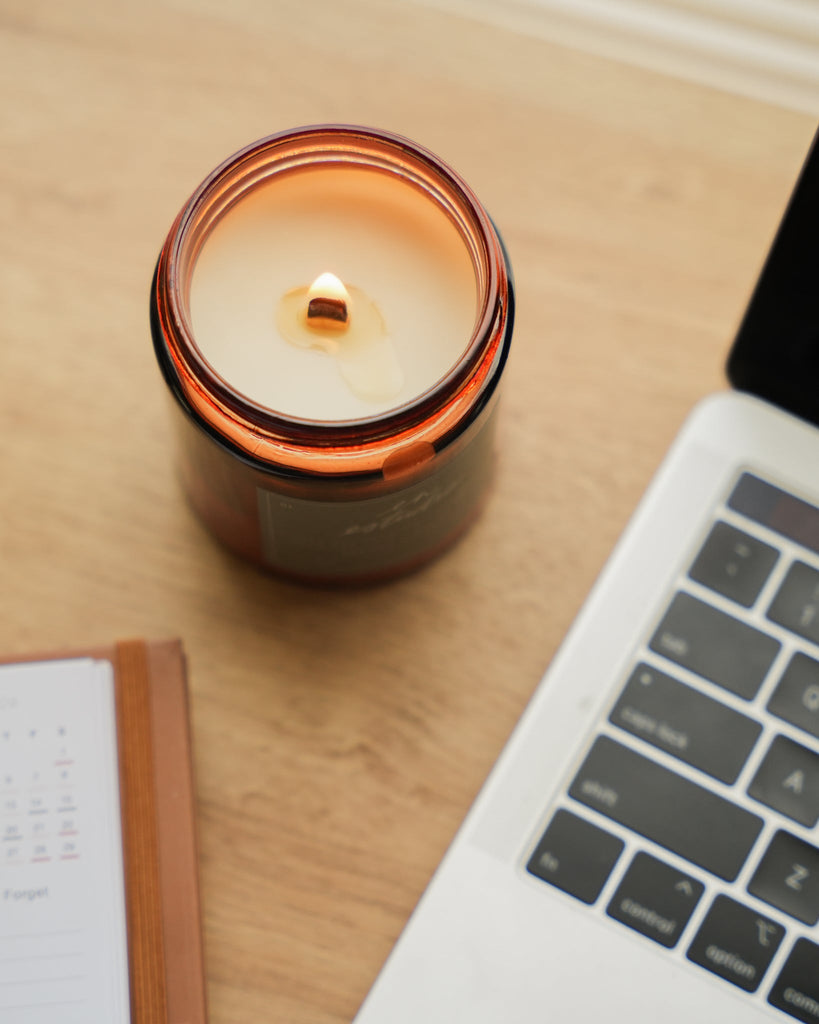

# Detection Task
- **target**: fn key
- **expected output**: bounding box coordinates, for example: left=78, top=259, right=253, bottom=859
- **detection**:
left=527, top=809, right=624, bottom=904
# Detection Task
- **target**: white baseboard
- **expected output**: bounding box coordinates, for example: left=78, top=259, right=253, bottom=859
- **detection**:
left=413, top=0, right=819, bottom=114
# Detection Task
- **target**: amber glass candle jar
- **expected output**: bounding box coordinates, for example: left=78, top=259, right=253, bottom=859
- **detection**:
left=151, top=125, right=513, bottom=585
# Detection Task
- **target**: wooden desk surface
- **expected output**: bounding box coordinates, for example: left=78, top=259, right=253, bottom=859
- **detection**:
left=1, top=2, right=815, bottom=1020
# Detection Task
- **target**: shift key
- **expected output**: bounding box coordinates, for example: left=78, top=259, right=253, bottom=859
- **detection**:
left=569, top=736, right=763, bottom=881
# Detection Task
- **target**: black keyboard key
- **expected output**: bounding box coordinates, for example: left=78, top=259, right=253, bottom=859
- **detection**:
left=686, top=894, right=784, bottom=993
left=649, top=592, right=780, bottom=700
left=768, top=561, right=819, bottom=647
left=768, top=938, right=819, bottom=1022
left=568, top=736, right=763, bottom=881
left=605, top=850, right=703, bottom=948
left=526, top=809, right=623, bottom=904
left=748, top=830, right=819, bottom=926
left=688, top=521, right=779, bottom=607
left=769, top=653, right=819, bottom=741
left=748, top=735, right=819, bottom=828
left=729, top=474, right=819, bottom=557
left=609, top=663, right=761, bottom=784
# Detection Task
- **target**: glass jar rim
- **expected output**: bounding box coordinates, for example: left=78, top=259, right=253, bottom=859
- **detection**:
left=153, top=124, right=512, bottom=467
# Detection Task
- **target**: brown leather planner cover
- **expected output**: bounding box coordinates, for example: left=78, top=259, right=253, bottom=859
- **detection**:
left=2, top=638, right=207, bottom=1024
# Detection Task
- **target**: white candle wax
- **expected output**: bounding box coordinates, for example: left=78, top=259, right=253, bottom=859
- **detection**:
left=189, top=164, right=478, bottom=421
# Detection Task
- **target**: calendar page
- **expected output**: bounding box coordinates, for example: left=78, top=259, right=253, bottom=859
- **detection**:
left=0, top=658, right=130, bottom=1023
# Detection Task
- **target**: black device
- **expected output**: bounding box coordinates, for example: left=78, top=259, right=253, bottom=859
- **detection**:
left=727, top=129, right=819, bottom=425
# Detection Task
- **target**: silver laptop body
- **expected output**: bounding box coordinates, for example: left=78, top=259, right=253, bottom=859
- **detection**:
left=354, top=131, right=819, bottom=1023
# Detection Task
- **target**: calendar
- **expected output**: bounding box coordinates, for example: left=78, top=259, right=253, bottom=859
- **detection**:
left=0, top=658, right=130, bottom=1023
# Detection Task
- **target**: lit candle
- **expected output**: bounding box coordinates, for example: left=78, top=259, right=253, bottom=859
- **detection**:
left=152, top=126, right=513, bottom=584
left=189, top=164, right=478, bottom=421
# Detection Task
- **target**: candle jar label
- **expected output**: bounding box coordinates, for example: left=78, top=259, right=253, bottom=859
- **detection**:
left=256, top=415, right=496, bottom=580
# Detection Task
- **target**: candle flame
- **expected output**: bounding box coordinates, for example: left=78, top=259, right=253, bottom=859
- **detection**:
left=308, top=272, right=349, bottom=303
left=305, top=271, right=351, bottom=331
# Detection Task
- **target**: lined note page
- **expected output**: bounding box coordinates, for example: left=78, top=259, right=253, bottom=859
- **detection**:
left=0, top=658, right=130, bottom=1023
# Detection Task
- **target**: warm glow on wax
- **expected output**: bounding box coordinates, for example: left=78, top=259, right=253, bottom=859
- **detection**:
left=189, top=164, right=478, bottom=421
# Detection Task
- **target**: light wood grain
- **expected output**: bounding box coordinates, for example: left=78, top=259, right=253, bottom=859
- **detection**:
left=0, top=1, right=814, bottom=1020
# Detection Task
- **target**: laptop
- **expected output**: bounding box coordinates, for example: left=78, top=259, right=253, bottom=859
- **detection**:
left=354, top=128, right=819, bottom=1024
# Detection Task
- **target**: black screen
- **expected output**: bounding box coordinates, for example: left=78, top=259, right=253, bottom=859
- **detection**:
left=726, top=129, right=819, bottom=426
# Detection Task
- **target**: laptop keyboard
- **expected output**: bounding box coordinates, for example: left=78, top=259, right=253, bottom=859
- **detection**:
left=526, top=473, right=819, bottom=1020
